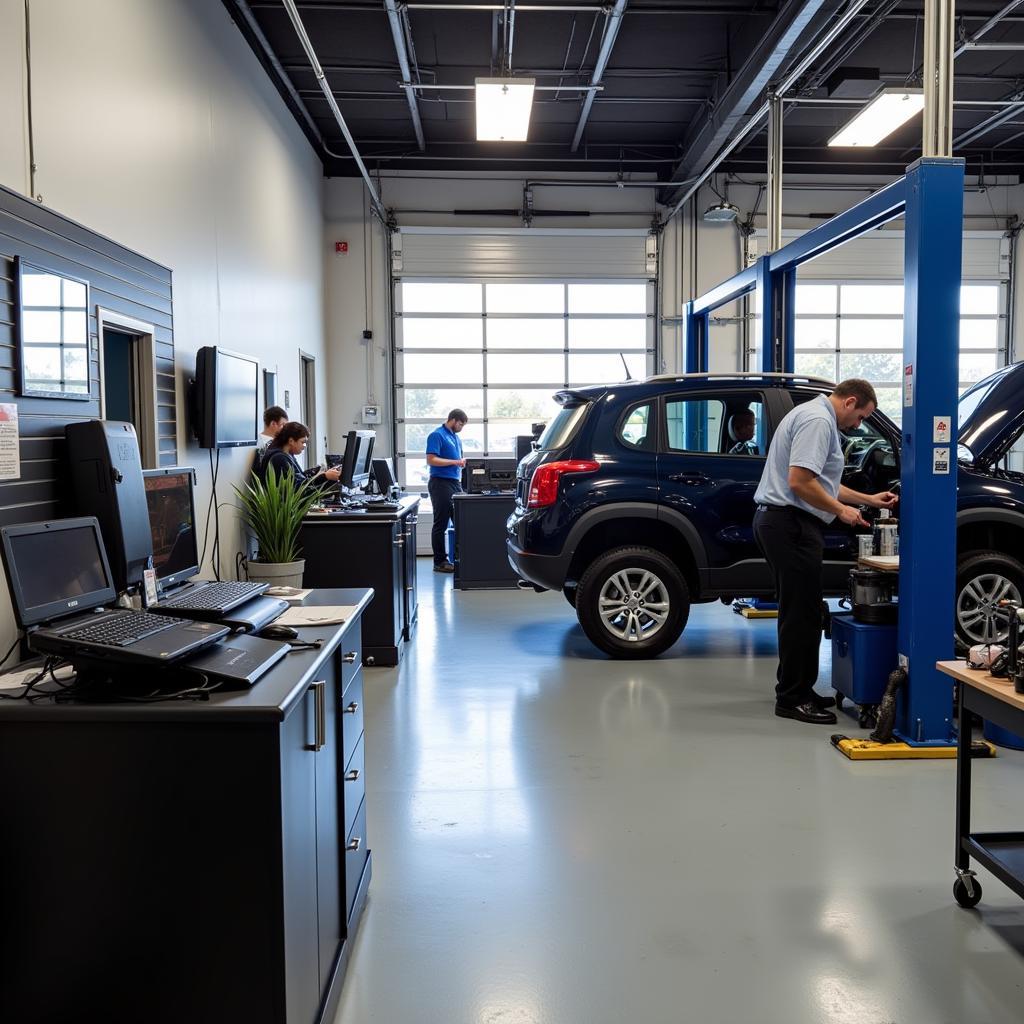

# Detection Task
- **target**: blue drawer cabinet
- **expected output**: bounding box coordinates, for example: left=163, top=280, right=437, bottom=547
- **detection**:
left=831, top=613, right=898, bottom=707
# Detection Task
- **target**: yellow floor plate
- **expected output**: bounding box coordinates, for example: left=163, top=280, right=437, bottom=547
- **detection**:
left=830, top=735, right=997, bottom=760
left=739, top=608, right=778, bottom=619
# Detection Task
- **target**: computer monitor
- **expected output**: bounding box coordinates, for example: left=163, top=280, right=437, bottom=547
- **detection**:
left=142, top=467, right=200, bottom=589
left=372, top=457, right=397, bottom=494
left=340, top=430, right=376, bottom=490
left=0, top=517, right=116, bottom=628
left=515, top=435, right=534, bottom=463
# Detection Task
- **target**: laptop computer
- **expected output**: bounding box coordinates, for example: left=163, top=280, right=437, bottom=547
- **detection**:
left=142, top=467, right=269, bottom=617
left=0, top=517, right=229, bottom=665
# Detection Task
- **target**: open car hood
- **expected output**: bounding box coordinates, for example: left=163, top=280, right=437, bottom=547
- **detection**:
left=958, top=363, right=1024, bottom=467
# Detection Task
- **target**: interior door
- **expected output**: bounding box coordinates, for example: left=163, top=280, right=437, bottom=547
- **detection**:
left=658, top=391, right=773, bottom=592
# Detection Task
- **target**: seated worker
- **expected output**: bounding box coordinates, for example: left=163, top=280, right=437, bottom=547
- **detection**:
left=727, top=409, right=759, bottom=456
left=259, top=422, right=341, bottom=490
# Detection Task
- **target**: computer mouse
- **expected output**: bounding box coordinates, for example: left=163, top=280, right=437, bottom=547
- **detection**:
left=260, top=623, right=299, bottom=641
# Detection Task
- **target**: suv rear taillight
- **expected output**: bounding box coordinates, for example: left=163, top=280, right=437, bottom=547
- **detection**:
left=527, top=460, right=600, bottom=508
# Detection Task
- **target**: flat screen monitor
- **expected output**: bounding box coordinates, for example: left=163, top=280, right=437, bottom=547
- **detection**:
left=372, top=457, right=397, bottom=494
left=0, top=517, right=116, bottom=628
left=194, top=346, right=259, bottom=449
left=340, top=430, right=375, bottom=490
left=142, top=467, right=199, bottom=588
left=515, top=435, right=534, bottom=463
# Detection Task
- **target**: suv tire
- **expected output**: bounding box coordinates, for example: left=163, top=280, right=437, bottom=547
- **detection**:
left=956, top=550, right=1024, bottom=647
left=576, top=545, right=689, bottom=659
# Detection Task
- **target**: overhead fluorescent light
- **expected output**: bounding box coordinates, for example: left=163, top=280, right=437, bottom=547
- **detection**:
left=828, top=87, right=925, bottom=147
left=475, top=78, right=535, bottom=142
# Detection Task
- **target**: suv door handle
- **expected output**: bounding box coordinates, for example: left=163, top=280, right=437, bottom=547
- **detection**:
left=668, top=472, right=709, bottom=485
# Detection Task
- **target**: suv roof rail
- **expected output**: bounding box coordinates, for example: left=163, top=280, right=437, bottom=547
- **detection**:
left=644, top=371, right=836, bottom=386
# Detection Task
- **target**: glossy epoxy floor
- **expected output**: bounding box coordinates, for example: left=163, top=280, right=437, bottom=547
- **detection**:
left=334, top=562, right=1024, bottom=1024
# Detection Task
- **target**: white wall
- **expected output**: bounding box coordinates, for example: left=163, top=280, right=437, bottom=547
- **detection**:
left=0, top=0, right=326, bottom=651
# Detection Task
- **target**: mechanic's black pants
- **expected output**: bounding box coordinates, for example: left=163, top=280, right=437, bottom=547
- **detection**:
left=753, top=506, right=826, bottom=708
left=428, top=477, right=462, bottom=565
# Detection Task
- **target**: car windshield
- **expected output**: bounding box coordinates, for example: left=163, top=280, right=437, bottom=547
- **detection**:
left=537, top=402, right=589, bottom=451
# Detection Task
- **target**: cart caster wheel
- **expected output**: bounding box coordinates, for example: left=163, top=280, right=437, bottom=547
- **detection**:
left=953, top=877, right=982, bottom=908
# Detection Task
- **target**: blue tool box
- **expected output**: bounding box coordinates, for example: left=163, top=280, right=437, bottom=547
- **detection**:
left=830, top=613, right=898, bottom=706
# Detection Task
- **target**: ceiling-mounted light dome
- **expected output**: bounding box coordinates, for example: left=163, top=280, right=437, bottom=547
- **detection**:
left=703, top=201, right=740, bottom=223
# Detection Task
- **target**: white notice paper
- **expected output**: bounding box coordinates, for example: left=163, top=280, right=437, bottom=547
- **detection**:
left=0, top=404, right=19, bottom=480
left=933, top=415, right=952, bottom=444
left=903, top=364, right=914, bottom=408
left=933, top=446, right=951, bottom=474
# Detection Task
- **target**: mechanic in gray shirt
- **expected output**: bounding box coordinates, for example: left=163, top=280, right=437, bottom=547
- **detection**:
left=753, top=379, right=898, bottom=725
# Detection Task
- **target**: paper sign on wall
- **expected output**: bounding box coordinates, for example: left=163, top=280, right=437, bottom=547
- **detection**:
left=0, top=404, right=20, bottom=481
left=933, top=415, right=952, bottom=443
left=903, top=364, right=914, bottom=408
left=933, top=446, right=951, bottom=474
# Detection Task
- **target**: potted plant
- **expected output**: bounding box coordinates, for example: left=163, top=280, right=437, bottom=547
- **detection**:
left=234, top=467, right=319, bottom=588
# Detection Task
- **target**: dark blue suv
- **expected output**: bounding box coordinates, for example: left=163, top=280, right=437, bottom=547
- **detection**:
left=507, top=366, right=1024, bottom=658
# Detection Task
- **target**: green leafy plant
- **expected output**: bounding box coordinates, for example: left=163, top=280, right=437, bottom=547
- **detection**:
left=233, top=467, right=319, bottom=564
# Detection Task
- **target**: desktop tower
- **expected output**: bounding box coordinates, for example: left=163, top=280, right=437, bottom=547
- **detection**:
left=65, top=420, right=152, bottom=593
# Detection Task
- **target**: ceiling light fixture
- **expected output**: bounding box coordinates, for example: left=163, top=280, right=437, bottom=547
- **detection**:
left=828, top=87, right=925, bottom=147
left=703, top=201, right=740, bottom=223
left=475, top=77, right=535, bottom=142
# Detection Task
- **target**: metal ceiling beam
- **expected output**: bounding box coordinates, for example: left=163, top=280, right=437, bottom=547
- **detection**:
left=961, top=41, right=1024, bottom=49
left=384, top=0, right=426, bottom=149
left=953, top=0, right=1024, bottom=57
left=570, top=0, right=628, bottom=152
left=281, top=0, right=387, bottom=220
left=659, top=0, right=833, bottom=204
left=953, top=88, right=1024, bottom=147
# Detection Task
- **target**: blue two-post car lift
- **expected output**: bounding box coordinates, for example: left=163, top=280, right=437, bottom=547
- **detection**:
left=683, top=157, right=965, bottom=746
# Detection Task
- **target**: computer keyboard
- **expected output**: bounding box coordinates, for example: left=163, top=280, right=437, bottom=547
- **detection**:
left=160, top=581, right=265, bottom=611
left=63, top=611, right=183, bottom=647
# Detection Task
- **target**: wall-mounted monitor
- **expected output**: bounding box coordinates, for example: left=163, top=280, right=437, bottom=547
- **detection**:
left=192, top=346, right=259, bottom=449
left=15, top=257, right=91, bottom=401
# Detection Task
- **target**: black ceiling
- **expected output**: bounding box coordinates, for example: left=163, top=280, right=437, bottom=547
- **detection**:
left=223, top=0, right=1024, bottom=188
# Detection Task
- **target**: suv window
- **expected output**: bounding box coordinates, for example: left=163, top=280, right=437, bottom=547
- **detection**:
left=619, top=403, right=653, bottom=450
left=537, top=402, right=588, bottom=451
left=665, top=396, right=765, bottom=456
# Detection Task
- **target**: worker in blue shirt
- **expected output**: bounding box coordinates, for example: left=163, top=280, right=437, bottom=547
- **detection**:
left=426, top=409, right=468, bottom=573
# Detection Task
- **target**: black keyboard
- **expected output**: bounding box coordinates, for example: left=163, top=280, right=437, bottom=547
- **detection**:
left=160, top=581, right=265, bottom=611
left=63, top=611, right=183, bottom=647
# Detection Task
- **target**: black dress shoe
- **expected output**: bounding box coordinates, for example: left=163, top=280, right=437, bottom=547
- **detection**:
left=775, top=702, right=838, bottom=725
left=810, top=692, right=837, bottom=710
left=433, top=562, right=456, bottom=574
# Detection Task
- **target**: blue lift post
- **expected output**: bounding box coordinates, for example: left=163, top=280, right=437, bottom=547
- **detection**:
left=684, top=157, right=965, bottom=744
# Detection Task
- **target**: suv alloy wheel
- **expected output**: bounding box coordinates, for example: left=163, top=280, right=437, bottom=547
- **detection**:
left=955, top=550, right=1024, bottom=646
left=576, top=546, right=690, bottom=658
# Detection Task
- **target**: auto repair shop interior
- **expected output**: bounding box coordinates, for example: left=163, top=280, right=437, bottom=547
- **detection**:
left=3, top=0, right=1024, bottom=1022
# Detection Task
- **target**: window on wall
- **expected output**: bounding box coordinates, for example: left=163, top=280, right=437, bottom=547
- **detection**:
left=396, top=280, right=654, bottom=489
left=790, top=282, right=1005, bottom=423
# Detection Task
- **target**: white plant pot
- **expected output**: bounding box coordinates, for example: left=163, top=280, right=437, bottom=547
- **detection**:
left=246, top=558, right=305, bottom=589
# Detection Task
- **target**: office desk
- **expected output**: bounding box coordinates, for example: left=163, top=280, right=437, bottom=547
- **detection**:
left=452, top=492, right=519, bottom=590
left=0, top=589, right=373, bottom=1024
left=939, top=659, right=1024, bottom=909
left=300, top=495, right=419, bottom=665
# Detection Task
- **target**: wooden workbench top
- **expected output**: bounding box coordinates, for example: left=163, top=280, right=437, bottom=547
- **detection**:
left=937, top=659, right=1024, bottom=713
left=858, top=555, right=900, bottom=572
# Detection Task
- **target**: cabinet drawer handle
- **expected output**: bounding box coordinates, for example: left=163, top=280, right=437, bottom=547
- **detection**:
left=394, top=537, right=405, bottom=547
left=406, top=585, right=415, bottom=592
left=307, top=680, right=326, bottom=751
left=345, top=769, right=361, bottom=782
left=343, top=651, right=358, bottom=664
left=344, top=701, right=360, bottom=714
left=346, top=837, right=362, bottom=852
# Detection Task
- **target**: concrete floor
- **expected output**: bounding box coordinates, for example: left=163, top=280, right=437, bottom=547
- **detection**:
left=333, top=561, right=1024, bottom=1024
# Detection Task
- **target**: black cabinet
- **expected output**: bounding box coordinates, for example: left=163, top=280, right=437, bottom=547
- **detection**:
left=453, top=493, right=519, bottom=590
left=300, top=497, right=420, bottom=666
left=0, top=589, right=373, bottom=1024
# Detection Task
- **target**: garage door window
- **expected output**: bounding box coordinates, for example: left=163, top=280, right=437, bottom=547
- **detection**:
left=397, top=280, right=654, bottom=489
left=792, top=282, right=1005, bottom=423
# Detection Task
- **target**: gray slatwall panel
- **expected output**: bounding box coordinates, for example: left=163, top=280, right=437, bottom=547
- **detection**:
left=0, top=185, right=176, bottom=529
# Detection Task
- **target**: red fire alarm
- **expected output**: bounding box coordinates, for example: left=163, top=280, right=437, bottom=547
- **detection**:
left=335, top=241, right=348, bottom=255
